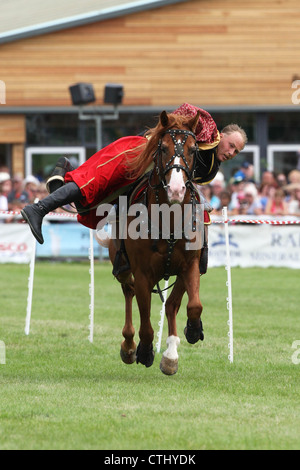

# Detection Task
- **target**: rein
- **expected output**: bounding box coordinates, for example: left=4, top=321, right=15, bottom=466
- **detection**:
left=147, top=128, right=200, bottom=298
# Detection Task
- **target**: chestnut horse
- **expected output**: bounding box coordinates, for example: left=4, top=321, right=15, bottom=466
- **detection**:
left=108, top=111, right=205, bottom=375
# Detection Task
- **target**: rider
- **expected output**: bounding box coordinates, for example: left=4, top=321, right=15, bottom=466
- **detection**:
left=21, top=103, right=247, bottom=245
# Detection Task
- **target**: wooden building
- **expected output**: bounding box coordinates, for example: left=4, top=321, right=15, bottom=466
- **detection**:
left=0, top=0, right=300, bottom=181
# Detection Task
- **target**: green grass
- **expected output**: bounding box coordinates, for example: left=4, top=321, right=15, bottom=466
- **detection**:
left=0, top=262, right=299, bottom=450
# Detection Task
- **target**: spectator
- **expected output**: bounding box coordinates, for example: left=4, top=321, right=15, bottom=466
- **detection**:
left=23, top=175, right=40, bottom=203
left=233, top=161, right=255, bottom=183
left=210, top=171, right=225, bottom=209
left=0, top=172, right=12, bottom=211
left=0, top=172, right=12, bottom=214
left=199, top=184, right=212, bottom=205
left=286, top=184, right=300, bottom=216
left=7, top=173, right=29, bottom=209
left=214, top=190, right=235, bottom=215
left=287, top=169, right=300, bottom=185
left=276, top=172, right=287, bottom=188
left=261, top=170, right=278, bottom=188
left=238, top=183, right=263, bottom=215
left=265, top=188, right=289, bottom=216
left=228, top=175, right=245, bottom=213
left=36, top=182, right=48, bottom=201
left=257, top=182, right=277, bottom=212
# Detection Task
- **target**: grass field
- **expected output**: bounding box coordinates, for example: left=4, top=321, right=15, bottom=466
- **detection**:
left=0, top=262, right=299, bottom=450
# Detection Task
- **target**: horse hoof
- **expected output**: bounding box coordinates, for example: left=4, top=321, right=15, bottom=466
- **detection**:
left=160, top=356, right=178, bottom=376
left=120, top=346, right=137, bottom=365
left=184, top=319, right=204, bottom=344
left=136, top=343, right=155, bottom=368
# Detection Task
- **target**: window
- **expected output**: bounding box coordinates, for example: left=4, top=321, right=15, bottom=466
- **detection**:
left=25, top=147, right=86, bottom=180
left=267, top=145, right=300, bottom=177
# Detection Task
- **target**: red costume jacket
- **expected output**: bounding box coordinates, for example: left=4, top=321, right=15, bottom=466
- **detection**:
left=65, top=104, right=219, bottom=229
left=65, top=136, right=147, bottom=229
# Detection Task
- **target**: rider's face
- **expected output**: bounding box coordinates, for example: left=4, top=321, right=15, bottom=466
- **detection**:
left=216, top=131, right=245, bottom=162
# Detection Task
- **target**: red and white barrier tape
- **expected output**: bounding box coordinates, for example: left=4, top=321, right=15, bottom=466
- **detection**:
left=0, top=210, right=299, bottom=224
left=0, top=210, right=77, bottom=220
left=213, top=218, right=300, bottom=225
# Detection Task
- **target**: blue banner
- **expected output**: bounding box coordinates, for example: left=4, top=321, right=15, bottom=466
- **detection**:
left=35, top=222, right=109, bottom=259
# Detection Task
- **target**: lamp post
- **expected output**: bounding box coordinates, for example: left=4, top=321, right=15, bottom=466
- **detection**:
left=69, top=82, right=124, bottom=150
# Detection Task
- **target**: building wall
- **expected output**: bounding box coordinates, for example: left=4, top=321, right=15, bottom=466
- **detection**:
left=0, top=116, right=25, bottom=174
left=0, top=0, right=299, bottom=108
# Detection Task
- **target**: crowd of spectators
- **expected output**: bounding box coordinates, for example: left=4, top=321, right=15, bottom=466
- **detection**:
left=1, top=162, right=300, bottom=223
left=200, top=162, right=300, bottom=218
left=0, top=167, right=50, bottom=223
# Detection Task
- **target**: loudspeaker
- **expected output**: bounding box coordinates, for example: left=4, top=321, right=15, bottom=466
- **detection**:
left=104, top=84, right=124, bottom=105
left=69, top=83, right=96, bottom=105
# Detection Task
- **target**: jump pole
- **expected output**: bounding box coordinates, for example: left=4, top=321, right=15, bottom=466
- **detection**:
left=222, top=207, right=234, bottom=363
left=25, top=237, right=37, bottom=335
left=156, top=279, right=169, bottom=353
left=88, top=229, right=95, bottom=343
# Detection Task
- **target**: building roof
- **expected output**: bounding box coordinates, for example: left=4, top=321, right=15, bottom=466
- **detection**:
left=0, top=0, right=188, bottom=44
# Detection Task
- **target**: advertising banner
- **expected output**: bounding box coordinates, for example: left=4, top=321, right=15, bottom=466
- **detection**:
left=208, top=223, right=300, bottom=269
left=0, top=223, right=34, bottom=263
left=0, top=220, right=299, bottom=268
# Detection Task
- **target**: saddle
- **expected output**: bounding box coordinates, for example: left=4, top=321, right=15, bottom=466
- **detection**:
left=112, top=176, right=149, bottom=278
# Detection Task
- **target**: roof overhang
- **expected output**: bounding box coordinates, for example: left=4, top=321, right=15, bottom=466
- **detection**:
left=0, top=0, right=189, bottom=44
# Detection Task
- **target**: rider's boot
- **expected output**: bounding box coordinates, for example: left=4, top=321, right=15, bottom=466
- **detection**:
left=199, top=239, right=208, bottom=275
left=21, top=182, right=82, bottom=244
left=197, top=188, right=211, bottom=276
left=46, top=156, right=74, bottom=194
left=199, top=221, right=209, bottom=275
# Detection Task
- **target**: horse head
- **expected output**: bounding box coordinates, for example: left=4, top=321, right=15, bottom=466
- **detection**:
left=155, top=110, right=200, bottom=204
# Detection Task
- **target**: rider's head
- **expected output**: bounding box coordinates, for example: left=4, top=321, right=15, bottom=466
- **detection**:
left=216, top=124, right=247, bottom=163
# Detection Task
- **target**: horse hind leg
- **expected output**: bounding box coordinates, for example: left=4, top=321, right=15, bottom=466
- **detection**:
left=120, top=277, right=137, bottom=365
left=119, top=279, right=138, bottom=365
left=108, top=239, right=137, bottom=364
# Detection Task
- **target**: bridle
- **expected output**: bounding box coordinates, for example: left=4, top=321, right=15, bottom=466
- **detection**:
left=150, top=128, right=198, bottom=191
left=147, top=128, right=200, bottom=290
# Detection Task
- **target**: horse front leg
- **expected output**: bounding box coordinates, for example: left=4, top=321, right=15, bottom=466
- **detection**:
left=183, top=259, right=204, bottom=344
left=160, top=277, right=185, bottom=376
left=134, top=272, right=155, bottom=368
left=120, top=276, right=137, bottom=365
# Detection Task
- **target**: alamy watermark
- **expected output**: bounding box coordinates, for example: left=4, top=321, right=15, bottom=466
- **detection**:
left=291, top=340, right=300, bottom=365
left=0, top=340, right=6, bottom=365
left=95, top=197, right=205, bottom=251
left=0, top=80, right=6, bottom=104
left=291, top=80, right=300, bottom=105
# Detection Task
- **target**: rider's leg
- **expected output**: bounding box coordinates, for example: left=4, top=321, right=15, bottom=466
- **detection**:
left=199, top=225, right=208, bottom=275
left=21, top=182, right=82, bottom=244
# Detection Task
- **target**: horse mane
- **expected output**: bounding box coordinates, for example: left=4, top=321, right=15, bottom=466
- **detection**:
left=125, top=113, right=195, bottom=179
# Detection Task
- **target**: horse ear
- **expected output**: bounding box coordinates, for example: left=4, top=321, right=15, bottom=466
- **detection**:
left=160, top=110, right=169, bottom=128
left=190, top=110, right=201, bottom=133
